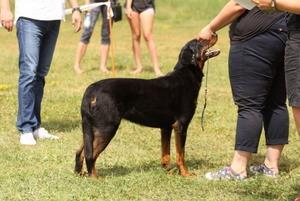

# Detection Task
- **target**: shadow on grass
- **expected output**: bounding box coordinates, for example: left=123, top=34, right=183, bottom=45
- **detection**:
left=98, top=160, right=161, bottom=177
left=97, top=158, right=214, bottom=177
left=43, top=119, right=80, bottom=133
left=87, top=64, right=128, bottom=73
left=233, top=178, right=300, bottom=201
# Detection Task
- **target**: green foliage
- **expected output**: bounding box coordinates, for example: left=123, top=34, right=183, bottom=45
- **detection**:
left=0, top=0, right=299, bottom=200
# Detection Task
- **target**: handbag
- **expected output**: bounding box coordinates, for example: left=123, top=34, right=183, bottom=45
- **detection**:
left=111, top=2, right=122, bottom=22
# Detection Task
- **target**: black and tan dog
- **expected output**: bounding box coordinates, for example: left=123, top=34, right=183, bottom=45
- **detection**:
left=75, top=39, right=220, bottom=177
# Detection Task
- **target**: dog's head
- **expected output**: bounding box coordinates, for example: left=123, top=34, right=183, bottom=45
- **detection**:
left=177, top=37, right=220, bottom=70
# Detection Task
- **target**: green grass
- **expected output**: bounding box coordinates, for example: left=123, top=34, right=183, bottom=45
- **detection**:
left=0, top=0, right=300, bottom=200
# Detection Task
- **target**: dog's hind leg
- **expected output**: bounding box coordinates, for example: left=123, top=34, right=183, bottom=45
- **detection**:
left=74, top=143, right=84, bottom=175
left=80, top=114, right=99, bottom=178
left=161, top=127, right=172, bottom=170
left=173, top=121, right=191, bottom=176
left=86, top=125, right=119, bottom=178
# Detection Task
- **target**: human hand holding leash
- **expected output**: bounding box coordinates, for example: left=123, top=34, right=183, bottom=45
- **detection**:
left=197, top=25, right=217, bottom=41
left=125, top=7, right=134, bottom=19
left=71, top=8, right=82, bottom=32
left=251, top=0, right=276, bottom=10
left=125, top=0, right=134, bottom=19
left=197, top=25, right=218, bottom=48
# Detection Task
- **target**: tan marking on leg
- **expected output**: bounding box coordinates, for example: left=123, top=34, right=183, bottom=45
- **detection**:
left=161, top=128, right=172, bottom=170
left=174, top=123, right=191, bottom=177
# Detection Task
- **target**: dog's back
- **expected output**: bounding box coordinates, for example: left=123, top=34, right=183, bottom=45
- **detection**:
left=81, top=70, right=200, bottom=129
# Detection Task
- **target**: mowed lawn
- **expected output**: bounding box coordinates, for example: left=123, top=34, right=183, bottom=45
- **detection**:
left=0, top=0, right=299, bottom=200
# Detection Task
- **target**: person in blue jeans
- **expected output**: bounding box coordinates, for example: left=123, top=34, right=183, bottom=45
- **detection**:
left=0, top=0, right=82, bottom=145
left=197, top=1, right=289, bottom=179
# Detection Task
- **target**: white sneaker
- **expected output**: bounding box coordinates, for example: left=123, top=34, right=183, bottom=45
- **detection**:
left=33, top=127, right=59, bottom=140
left=20, top=132, right=37, bottom=145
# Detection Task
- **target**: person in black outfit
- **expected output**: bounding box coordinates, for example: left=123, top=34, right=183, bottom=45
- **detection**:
left=252, top=0, right=300, bottom=138
left=197, top=0, right=289, bottom=180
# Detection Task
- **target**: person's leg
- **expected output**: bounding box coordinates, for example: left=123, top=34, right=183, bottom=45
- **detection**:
left=292, top=107, right=300, bottom=134
left=35, top=20, right=60, bottom=127
left=229, top=32, right=282, bottom=176
left=127, top=11, right=143, bottom=73
left=205, top=150, right=249, bottom=180
left=74, top=42, right=88, bottom=74
left=264, top=145, right=284, bottom=174
left=16, top=18, right=43, bottom=134
left=74, top=7, right=100, bottom=74
left=262, top=78, right=288, bottom=174
left=99, top=5, right=111, bottom=73
left=139, top=8, right=162, bottom=76
left=230, top=150, right=251, bottom=177
left=285, top=31, right=300, bottom=135
left=261, top=27, right=289, bottom=174
left=229, top=40, right=266, bottom=169
left=100, top=44, right=110, bottom=72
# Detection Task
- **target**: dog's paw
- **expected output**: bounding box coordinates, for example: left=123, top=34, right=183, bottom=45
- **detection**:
left=78, top=171, right=88, bottom=177
left=181, top=171, right=196, bottom=177
left=162, top=163, right=173, bottom=171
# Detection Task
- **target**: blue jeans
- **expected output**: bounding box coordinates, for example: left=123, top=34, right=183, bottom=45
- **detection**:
left=16, top=17, right=60, bottom=133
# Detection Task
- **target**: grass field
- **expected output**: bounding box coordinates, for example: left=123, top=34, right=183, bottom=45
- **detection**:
left=0, top=0, right=300, bottom=200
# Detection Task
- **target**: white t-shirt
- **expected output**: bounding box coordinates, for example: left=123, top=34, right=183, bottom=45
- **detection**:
left=15, top=0, right=66, bottom=21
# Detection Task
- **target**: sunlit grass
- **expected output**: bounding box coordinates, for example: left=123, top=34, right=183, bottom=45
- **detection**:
left=0, top=0, right=299, bottom=200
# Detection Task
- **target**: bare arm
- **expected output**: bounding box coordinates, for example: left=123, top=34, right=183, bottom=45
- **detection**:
left=276, top=0, right=300, bottom=14
left=252, top=0, right=300, bottom=14
left=125, top=0, right=133, bottom=18
left=68, top=0, right=82, bottom=32
left=197, top=0, right=246, bottom=41
left=0, top=0, right=14, bottom=32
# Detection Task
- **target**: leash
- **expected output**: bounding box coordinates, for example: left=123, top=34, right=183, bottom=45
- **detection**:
left=65, top=2, right=110, bottom=15
left=201, top=58, right=209, bottom=131
left=108, top=1, right=116, bottom=75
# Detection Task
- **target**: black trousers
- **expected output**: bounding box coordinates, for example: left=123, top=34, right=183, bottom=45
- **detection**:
left=229, top=19, right=289, bottom=153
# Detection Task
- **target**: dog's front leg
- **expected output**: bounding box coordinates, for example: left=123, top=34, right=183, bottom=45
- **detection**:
left=173, top=122, right=191, bottom=176
left=161, top=127, right=172, bottom=170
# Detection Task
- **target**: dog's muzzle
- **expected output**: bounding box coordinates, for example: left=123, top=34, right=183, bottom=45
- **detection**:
left=204, top=49, right=220, bottom=59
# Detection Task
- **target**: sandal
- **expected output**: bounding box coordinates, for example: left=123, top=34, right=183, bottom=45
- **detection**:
left=249, top=164, right=278, bottom=177
left=205, top=166, right=246, bottom=180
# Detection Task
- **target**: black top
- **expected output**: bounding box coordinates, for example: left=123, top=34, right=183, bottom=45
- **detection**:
left=287, top=14, right=300, bottom=31
left=125, top=0, right=155, bottom=11
left=229, top=8, right=286, bottom=41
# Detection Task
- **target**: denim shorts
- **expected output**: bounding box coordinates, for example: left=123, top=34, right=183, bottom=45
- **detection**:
left=285, top=31, right=300, bottom=106
left=80, top=5, right=110, bottom=45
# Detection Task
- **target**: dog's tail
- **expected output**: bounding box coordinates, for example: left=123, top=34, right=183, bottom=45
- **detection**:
left=74, top=107, right=95, bottom=175
left=75, top=87, right=96, bottom=175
